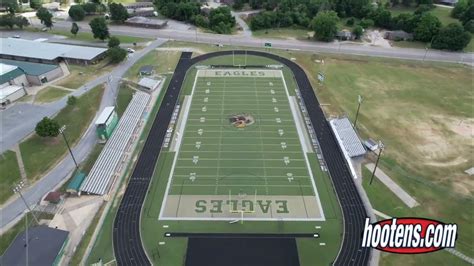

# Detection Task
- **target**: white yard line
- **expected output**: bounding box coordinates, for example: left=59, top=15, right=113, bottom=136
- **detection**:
left=158, top=70, right=201, bottom=220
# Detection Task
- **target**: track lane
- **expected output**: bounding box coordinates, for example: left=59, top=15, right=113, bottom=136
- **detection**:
left=113, top=50, right=371, bottom=266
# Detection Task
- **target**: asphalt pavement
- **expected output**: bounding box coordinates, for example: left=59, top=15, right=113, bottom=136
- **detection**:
left=0, top=39, right=165, bottom=229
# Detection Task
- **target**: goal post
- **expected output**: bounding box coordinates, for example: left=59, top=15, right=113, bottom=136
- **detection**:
left=228, top=189, right=257, bottom=224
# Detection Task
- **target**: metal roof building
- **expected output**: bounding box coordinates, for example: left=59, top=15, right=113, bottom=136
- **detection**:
left=0, top=63, right=24, bottom=84
left=80, top=91, right=150, bottom=195
left=329, top=117, right=366, bottom=158
left=0, top=38, right=107, bottom=65
left=1, top=225, right=69, bottom=266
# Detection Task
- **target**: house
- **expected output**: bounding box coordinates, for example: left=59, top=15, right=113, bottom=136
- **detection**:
left=0, top=63, right=27, bottom=106
left=124, top=16, right=168, bottom=29
left=437, top=0, right=458, bottom=6
left=384, top=30, right=414, bottom=41
left=336, top=30, right=355, bottom=41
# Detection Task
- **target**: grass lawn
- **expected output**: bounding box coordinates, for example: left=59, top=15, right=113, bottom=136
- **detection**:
left=45, top=29, right=152, bottom=44
left=252, top=27, right=313, bottom=40
left=56, top=61, right=113, bottom=90
left=391, top=40, right=428, bottom=49
left=0, top=212, right=54, bottom=255
left=390, top=6, right=459, bottom=26
left=34, top=87, right=70, bottom=103
left=115, top=84, right=135, bottom=117
left=464, top=38, right=474, bottom=52
left=0, top=151, right=21, bottom=204
left=20, top=85, right=104, bottom=182
left=124, top=49, right=181, bottom=82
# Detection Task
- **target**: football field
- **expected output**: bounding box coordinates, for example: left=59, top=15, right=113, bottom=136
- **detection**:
left=159, top=68, right=325, bottom=221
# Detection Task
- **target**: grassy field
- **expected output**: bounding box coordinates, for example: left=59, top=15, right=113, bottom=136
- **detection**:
left=389, top=6, right=457, bottom=26
left=124, top=49, right=182, bottom=82
left=115, top=84, right=135, bottom=117
left=56, top=61, right=113, bottom=90
left=0, top=151, right=21, bottom=204
left=252, top=27, right=313, bottom=40
left=140, top=55, right=343, bottom=265
left=20, top=85, right=104, bottom=181
left=34, top=86, right=70, bottom=103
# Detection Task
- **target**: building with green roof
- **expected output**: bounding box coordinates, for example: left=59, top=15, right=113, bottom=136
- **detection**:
left=2, top=59, right=64, bottom=85
left=67, top=172, right=86, bottom=195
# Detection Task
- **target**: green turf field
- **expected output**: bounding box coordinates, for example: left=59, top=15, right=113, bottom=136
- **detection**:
left=160, top=68, right=324, bottom=221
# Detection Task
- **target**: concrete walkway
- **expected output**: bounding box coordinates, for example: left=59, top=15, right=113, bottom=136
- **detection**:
left=365, top=163, right=419, bottom=208
left=12, top=144, right=27, bottom=182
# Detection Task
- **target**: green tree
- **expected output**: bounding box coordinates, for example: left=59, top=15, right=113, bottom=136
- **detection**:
left=1, top=0, right=18, bottom=14
left=107, top=47, right=127, bottom=63
left=14, top=16, right=29, bottom=29
left=108, top=36, right=120, bottom=48
left=0, top=14, right=16, bottom=29
left=414, top=13, right=441, bottom=42
left=36, top=7, right=53, bottom=28
left=108, top=3, right=128, bottom=23
left=70, top=22, right=79, bottom=36
left=464, top=19, right=474, bottom=32
left=209, top=6, right=236, bottom=34
left=89, top=17, right=109, bottom=40
left=67, top=95, right=77, bottom=105
left=193, top=14, right=208, bottom=28
left=35, top=117, right=60, bottom=137
left=451, top=0, right=470, bottom=18
left=82, top=2, right=97, bottom=14
left=311, top=11, right=339, bottom=41
left=30, top=0, right=42, bottom=9
left=68, top=5, right=85, bottom=21
left=352, top=25, right=364, bottom=39
left=461, top=4, right=474, bottom=24
left=432, top=23, right=471, bottom=50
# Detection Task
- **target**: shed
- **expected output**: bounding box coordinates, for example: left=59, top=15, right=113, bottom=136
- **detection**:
left=336, top=30, right=354, bottom=40
left=1, top=226, right=69, bottom=266
left=95, top=106, right=119, bottom=141
left=44, top=191, right=62, bottom=204
left=67, top=172, right=86, bottom=194
left=139, top=65, right=154, bottom=76
left=138, top=77, right=161, bottom=91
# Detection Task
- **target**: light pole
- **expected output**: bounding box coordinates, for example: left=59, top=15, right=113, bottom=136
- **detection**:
left=354, top=95, right=363, bottom=129
left=369, top=141, right=384, bottom=185
left=59, top=125, right=79, bottom=171
left=12, top=181, right=39, bottom=224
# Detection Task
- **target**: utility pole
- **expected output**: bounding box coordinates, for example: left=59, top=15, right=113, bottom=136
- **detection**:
left=354, top=95, right=363, bottom=129
left=12, top=181, right=39, bottom=224
left=369, top=141, right=384, bottom=185
left=59, top=125, right=79, bottom=171
left=25, top=212, right=29, bottom=266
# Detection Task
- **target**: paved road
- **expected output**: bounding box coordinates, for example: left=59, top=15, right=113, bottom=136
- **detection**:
left=0, top=39, right=165, bottom=229
left=30, top=19, right=474, bottom=65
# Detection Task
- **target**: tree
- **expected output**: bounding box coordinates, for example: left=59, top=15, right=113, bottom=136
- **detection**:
left=35, top=117, right=60, bottom=137
left=414, top=13, right=441, bottom=42
left=82, top=2, right=97, bottom=14
left=14, top=16, right=29, bottom=29
left=432, top=23, right=471, bottom=50
left=0, top=14, right=16, bottom=29
left=36, top=7, right=53, bottom=28
left=68, top=5, right=85, bottom=21
left=2, top=0, right=18, bottom=14
left=107, top=47, right=127, bottom=63
left=346, top=17, right=355, bottom=26
left=233, top=0, right=244, bottom=10
left=30, top=0, right=42, bottom=9
left=464, top=19, right=474, bottom=32
left=89, top=17, right=109, bottom=40
left=67, top=95, right=77, bottom=105
left=108, top=36, right=120, bottom=48
left=461, top=4, right=474, bottom=24
left=209, top=6, right=236, bottom=34
left=452, top=0, right=469, bottom=18
left=353, top=25, right=364, bottom=39
left=70, top=22, right=79, bottom=36
left=369, top=7, right=392, bottom=29
left=392, top=13, right=419, bottom=32
left=108, top=3, right=128, bottom=23
left=311, top=11, right=339, bottom=42
left=193, top=14, right=208, bottom=28
left=359, top=18, right=374, bottom=28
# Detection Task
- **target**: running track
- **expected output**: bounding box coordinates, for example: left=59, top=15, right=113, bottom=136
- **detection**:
left=113, top=51, right=371, bottom=266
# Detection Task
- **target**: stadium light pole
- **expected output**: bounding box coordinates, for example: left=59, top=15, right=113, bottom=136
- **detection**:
left=59, top=125, right=79, bottom=171
left=353, top=95, right=363, bottom=129
left=369, top=141, right=384, bottom=185
left=12, top=181, right=39, bottom=224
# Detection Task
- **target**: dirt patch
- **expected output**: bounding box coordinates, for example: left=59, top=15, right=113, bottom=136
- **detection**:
left=447, top=118, right=474, bottom=138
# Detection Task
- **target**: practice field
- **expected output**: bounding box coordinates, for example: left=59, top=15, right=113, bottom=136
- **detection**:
left=159, top=68, right=325, bottom=221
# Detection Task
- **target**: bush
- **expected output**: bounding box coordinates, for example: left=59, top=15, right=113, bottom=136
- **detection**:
left=30, top=0, right=42, bottom=9
left=68, top=5, right=85, bottom=21
left=108, top=47, right=127, bottom=63
left=432, top=23, right=471, bottom=50
left=346, top=17, right=355, bottom=26
left=359, top=18, right=374, bottom=28
left=35, top=117, right=60, bottom=137
left=464, top=19, right=474, bottom=33
left=353, top=25, right=364, bottom=39
left=108, top=36, right=120, bottom=48
left=82, top=2, right=97, bottom=14
left=67, top=95, right=77, bottom=105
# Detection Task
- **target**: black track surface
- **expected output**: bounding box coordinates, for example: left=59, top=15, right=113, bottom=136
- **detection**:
left=185, top=237, right=300, bottom=266
left=113, top=51, right=371, bottom=266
